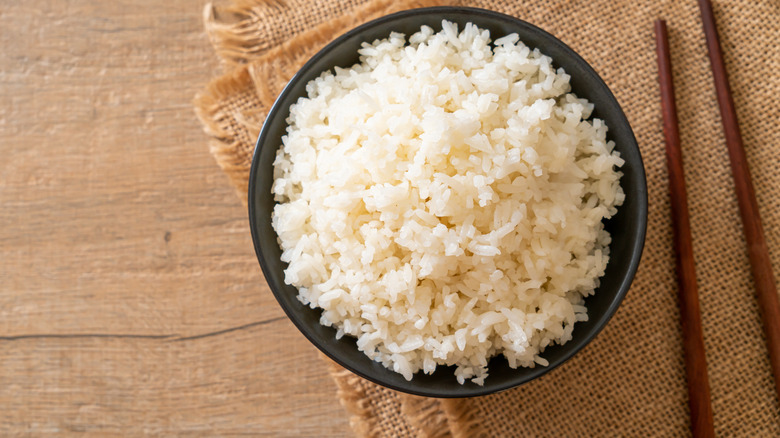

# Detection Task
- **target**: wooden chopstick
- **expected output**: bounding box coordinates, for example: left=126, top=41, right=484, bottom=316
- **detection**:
left=697, top=0, right=780, bottom=402
left=654, top=20, right=716, bottom=438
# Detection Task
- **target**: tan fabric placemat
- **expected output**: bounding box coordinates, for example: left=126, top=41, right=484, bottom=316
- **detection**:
left=194, top=0, right=780, bottom=435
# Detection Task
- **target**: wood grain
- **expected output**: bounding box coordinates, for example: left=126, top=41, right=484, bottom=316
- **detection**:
left=654, top=19, right=715, bottom=438
left=0, top=0, right=351, bottom=435
left=697, top=0, right=780, bottom=403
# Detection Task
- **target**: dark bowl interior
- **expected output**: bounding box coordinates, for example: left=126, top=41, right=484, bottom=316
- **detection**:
left=248, top=6, right=647, bottom=397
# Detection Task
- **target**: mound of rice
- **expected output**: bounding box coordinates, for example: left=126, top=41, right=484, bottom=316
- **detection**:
left=271, top=21, right=624, bottom=384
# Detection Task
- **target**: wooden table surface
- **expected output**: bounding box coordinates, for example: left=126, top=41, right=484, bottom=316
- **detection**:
left=1, top=0, right=351, bottom=435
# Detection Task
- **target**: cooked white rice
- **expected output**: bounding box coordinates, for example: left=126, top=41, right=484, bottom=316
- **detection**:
left=271, top=21, right=624, bottom=384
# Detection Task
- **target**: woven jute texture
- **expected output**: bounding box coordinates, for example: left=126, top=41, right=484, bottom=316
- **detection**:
left=194, top=0, right=780, bottom=436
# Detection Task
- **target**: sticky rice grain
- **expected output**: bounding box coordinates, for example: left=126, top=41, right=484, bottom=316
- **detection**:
left=271, top=21, right=624, bottom=384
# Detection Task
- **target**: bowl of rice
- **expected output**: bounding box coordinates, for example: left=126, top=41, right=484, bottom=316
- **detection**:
left=249, top=6, right=647, bottom=397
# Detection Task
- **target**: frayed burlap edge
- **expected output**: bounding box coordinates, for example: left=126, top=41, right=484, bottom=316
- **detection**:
left=399, top=395, right=452, bottom=438
left=440, top=399, right=485, bottom=438
left=326, top=360, right=380, bottom=437
left=203, top=0, right=289, bottom=68
left=194, top=67, right=257, bottom=204
left=326, top=356, right=457, bottom=437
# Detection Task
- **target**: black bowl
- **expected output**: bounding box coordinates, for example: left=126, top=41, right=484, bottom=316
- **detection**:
left=248, top=6, right=647, bottom=397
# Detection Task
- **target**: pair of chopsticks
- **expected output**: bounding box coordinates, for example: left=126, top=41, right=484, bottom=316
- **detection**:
left=655, top=0, right=780, bottom=436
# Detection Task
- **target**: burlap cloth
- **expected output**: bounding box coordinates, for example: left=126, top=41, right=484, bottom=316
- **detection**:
left=194, top=0, right=780, bottom=435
